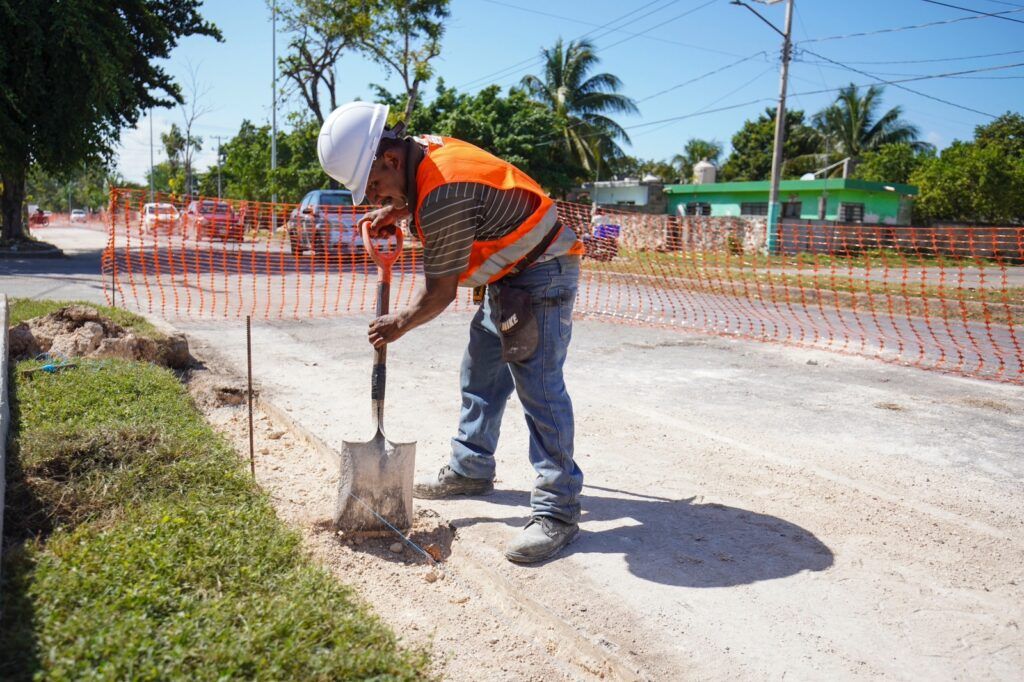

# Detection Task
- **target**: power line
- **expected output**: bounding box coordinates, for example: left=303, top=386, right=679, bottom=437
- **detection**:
left=919, top=0, right=1024, bottom=24
left=456, top=0, right=675, bottom=89
left=635, top=51, right=768, bottom=104
left=478, top=0, right=746, bottom=58
left=797, top=49, right=1021, bottom=118
left=631, top=65, right=776, bottom=139
left=461, top=0, right=721, bottom=92
left=547, top=60, right=1024, bottom=145
left=798, top=7, right=1024, bottom=43
left=798, top=47, right=1024, bottom=66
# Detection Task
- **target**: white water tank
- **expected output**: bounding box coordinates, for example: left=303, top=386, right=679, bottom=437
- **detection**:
left=693, top=158, right=716, bottom=185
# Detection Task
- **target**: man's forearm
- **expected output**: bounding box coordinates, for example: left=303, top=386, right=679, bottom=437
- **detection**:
left=394, top=280, right=457, bottom=334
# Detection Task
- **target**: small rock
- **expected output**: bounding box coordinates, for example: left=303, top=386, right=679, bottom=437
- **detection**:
left=267, top=430, right=286, bottom=440
left=259, top=447, right=269, bottom=455
left=424, top=543, right=444, bottom=562
left=806, top=359, right=818, bottom=365
left=389, top=542, right=404, bottom=554
left=423, top=570, right=438, bottom=583
left=450, top=596, right=469, bottom=605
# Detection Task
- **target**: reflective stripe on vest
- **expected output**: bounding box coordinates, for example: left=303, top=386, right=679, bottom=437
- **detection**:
left=412, top=136, right=579, bottom=287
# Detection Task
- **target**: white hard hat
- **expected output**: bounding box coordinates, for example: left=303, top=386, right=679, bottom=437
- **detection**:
left=317, top=101, right=390, bottom=204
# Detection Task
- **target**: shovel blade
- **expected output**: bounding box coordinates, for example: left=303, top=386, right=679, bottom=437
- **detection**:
left=335, top=430, right=416, bottom=532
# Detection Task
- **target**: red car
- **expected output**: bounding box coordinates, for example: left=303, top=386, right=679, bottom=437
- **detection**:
left=185, top=199, right=243, bottom=241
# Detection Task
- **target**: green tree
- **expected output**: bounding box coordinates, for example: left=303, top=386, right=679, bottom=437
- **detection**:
left=0, top=0, right=220, bottom=241
left=26, top=164, right=120, bottom=212
left=911, top=113, right=1024, bottom=224
left=609, top=157, right=679, bottom=183
left=671, top=138, right=722, bottom=183
left=519, top=38, right=638, bottom=176
left=719, top=108, right=821, bottom=181
left=373, top=81, right=582, bottom=195
left=852, top=142, right=932, bottom=184
left=813, top=84, right=928, bottom=159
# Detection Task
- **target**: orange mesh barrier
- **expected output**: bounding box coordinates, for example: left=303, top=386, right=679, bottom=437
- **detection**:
left=104, top=188, right=1024, bottom=384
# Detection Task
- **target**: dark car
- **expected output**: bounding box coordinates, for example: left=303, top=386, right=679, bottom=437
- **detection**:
left=185, top=199, right=242, bottom=242
left=287, top=189, right=363, bottom=255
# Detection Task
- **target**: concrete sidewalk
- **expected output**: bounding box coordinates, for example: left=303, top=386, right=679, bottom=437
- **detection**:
left=179, top=312, right=1024, bottom=680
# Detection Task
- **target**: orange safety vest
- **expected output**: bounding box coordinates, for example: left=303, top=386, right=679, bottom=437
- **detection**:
left=412, top=135, right=582, bottom=286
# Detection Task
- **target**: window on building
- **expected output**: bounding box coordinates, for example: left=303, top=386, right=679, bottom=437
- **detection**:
left=840, top=202, right=865, bottom=223
left=740, top=202, right=769, bottom=216
left=782, top=201, right=802, bottom=218
left=686, top=202, right=711, bottom=216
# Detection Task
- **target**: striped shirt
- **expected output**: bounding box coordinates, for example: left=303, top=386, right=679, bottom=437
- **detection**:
left=417, top=181, right=575, bottom=279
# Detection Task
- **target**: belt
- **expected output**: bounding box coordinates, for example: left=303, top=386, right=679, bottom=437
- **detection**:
left=502, top=221, right=563, bottom=280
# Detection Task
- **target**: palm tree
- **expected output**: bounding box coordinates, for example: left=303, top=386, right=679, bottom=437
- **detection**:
left=813, top=84, right=929, bottom=159
left=520, top=38, right=638, bottom=176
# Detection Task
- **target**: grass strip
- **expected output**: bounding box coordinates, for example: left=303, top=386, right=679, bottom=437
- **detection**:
left=8, top=299, right=163, bottom=339
left=1, top=358, right=428, bottom=680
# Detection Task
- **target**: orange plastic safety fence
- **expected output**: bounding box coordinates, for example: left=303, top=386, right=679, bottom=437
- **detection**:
left=104, top=188, right=1024, bottom=384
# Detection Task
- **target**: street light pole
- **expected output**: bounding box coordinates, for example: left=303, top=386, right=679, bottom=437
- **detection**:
left=766, top=0, right=794, bottom=254
left=149, top=108, right=155, bottom=203
left=271, top=0, right=278, bottom=232
left=214, top=135, right=224, bottom=199
left=732, top=0, right=793, bottom=254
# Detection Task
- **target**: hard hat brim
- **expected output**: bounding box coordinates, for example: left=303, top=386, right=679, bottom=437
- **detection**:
left=350, top=105, right=388, bottom=205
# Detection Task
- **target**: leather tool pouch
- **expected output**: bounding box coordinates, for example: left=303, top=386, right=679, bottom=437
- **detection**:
left=494, top=285, right=538, bottom=363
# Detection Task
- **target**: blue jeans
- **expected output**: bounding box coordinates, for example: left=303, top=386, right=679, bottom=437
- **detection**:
left=449, top=255, right=583, bottom=523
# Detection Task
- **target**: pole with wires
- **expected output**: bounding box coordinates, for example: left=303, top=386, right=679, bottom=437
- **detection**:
left=148, top=109, right=155, bottom=204
left=270, top=0, right=278, bottom=234
left=766, top=0, right=793, bottom=254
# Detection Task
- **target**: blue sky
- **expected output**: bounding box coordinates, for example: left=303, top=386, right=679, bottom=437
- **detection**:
left=115, top=0, right=1024, bottom=182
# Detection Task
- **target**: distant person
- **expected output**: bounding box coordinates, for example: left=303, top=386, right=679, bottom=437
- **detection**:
left=318, top=101, right=585, bottom=563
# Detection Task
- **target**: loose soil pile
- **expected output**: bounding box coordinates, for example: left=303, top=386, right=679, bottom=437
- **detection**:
left=7, top=305, right=191, bottom=368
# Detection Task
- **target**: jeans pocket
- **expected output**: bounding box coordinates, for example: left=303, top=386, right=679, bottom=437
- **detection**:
left=547, top=287, right=575, bottom=341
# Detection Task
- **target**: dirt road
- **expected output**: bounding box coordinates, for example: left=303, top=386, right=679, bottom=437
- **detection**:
left=181, top=313, right=1024, bottom=681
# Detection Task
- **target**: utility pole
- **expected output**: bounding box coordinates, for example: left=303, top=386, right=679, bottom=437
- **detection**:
left=149, top=109, right=155, bottom=203
left=731, top=0, right=793, bottom=254
left=213, top=135, right=224, bottom=199
left=271, top=0, right=278, bottom=232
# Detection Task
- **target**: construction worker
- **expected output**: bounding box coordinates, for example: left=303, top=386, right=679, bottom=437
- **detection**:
left=318, top=101, right=584, bottom=563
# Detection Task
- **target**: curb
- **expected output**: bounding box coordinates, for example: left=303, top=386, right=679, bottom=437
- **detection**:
left=0, top=246, right=66, bottom=259
left=1, top=294, right=10, bottom=588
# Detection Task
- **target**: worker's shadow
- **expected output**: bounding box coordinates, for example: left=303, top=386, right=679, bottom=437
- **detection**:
left=452, top=485, right=834, bottom=587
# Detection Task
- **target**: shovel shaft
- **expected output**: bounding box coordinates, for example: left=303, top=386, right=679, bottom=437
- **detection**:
left=362, top=219, right=403, bottom=429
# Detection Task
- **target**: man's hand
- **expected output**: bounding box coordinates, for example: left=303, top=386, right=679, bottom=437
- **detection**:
left=368, top=313, right=406, bottom=348
left=361, top=205, right=402, bottom=238
left=365, top=273, right=460, bottom=348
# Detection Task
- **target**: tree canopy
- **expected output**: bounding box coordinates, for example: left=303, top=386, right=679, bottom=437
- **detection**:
left=0, top=0, right=221, bottom=241
left=911, top=113, right=1024, bottom=224
left=719, top=108, right=821, bottom=181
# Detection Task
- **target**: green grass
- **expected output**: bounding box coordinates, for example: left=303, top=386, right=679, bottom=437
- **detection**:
left=1, top=358, right=429, bottom=680
left=8, top=298, right=162, bottom=338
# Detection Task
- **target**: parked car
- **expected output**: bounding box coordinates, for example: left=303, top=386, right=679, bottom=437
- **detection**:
left=287, top=189, right=363, bottom=255
left=141, top=202, right=181, bottom=233
left=184, top=199, right=242, bottom=241
left=70, top=209, right=88, bottom=223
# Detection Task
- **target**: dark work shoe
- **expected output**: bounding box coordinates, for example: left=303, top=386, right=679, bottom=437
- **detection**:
left=504, top=517, right=580, bottom=564
left=413, top=465, right=494, bottom=499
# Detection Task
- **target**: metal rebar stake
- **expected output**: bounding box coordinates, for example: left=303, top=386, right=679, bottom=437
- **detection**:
left=246, top=315, right=255, bottom=478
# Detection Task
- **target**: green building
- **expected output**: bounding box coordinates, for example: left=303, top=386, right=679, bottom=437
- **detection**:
left=663, top=179, right=918, bottom=225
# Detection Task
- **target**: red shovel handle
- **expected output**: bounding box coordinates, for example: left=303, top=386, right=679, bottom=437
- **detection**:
left=360, top=219, right=403, bottom=283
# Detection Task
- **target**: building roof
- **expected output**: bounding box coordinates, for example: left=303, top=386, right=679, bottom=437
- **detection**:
left=663, top=178, right=918, bottom=196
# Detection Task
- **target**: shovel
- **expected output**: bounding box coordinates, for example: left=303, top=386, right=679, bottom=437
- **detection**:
left=334, top=221, right=416, bottom=532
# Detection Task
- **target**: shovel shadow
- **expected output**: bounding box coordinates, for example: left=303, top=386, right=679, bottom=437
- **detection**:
left=452, top=485, right=834, bottom=588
